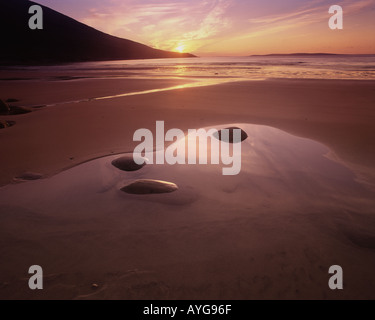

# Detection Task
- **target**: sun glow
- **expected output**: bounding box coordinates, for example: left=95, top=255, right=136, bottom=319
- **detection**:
left=175, top=45, right=185, bottom=53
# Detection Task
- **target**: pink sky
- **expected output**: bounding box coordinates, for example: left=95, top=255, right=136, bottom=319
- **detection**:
left=34, top=0, right=375, bottom=55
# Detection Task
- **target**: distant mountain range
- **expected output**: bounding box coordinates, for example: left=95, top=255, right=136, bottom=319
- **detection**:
left=250, top=53, right=375, bottom=57
left=0, top=0, right=195, bottom=65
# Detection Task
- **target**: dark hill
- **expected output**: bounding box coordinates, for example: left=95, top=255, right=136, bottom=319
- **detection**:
left=0, top=0, right=195, bottom=65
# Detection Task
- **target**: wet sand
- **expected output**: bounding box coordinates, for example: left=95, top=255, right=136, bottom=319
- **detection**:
left=0, top=77, right=375, bottom=299
left=1, top=78, right=374, bottom=186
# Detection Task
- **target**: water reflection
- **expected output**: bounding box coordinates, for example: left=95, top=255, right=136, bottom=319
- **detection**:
left=0, top=124, right=373, bottom=215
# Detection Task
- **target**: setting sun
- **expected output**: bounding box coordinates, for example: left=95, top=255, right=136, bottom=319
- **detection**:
left=175, top=45, right=185, bottom=53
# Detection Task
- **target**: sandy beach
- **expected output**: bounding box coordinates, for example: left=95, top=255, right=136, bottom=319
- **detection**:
left=0, top=75, right=375, bottom=299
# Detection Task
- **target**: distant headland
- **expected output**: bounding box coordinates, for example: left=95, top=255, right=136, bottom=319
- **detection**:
left=250, top=53, right=375, bottom=57
left=0, top=0, right=196, bottom=65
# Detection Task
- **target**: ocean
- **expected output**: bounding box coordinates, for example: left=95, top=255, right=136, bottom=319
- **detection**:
left=26, top=54, right=375, bottom=81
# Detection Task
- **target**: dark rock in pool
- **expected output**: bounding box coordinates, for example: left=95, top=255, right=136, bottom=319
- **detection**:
left=0, top=120, right=16, bottom=129
left=121, top=179, right=178, bottom=195
left=0, top=99, right=10, bottom=114
left=15, top=172, right=43, bottom=181
left=213, top=127, right=248, bottom=143
left=112, top=154, right=147, bottom=172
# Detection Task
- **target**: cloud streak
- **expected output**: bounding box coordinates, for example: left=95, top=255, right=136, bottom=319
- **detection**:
left=219, top=0, right=374, bottom=51
left=80, top=0, right=233, bottom=52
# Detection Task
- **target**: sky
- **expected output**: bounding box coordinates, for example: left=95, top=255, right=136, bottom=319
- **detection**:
left=33, top=0, right=375, bottom=56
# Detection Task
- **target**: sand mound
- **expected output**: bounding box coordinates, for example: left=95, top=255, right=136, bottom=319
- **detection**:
left=0, top=120, right=15, bottom=129
left=0, top=99, right=10, bottom=114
